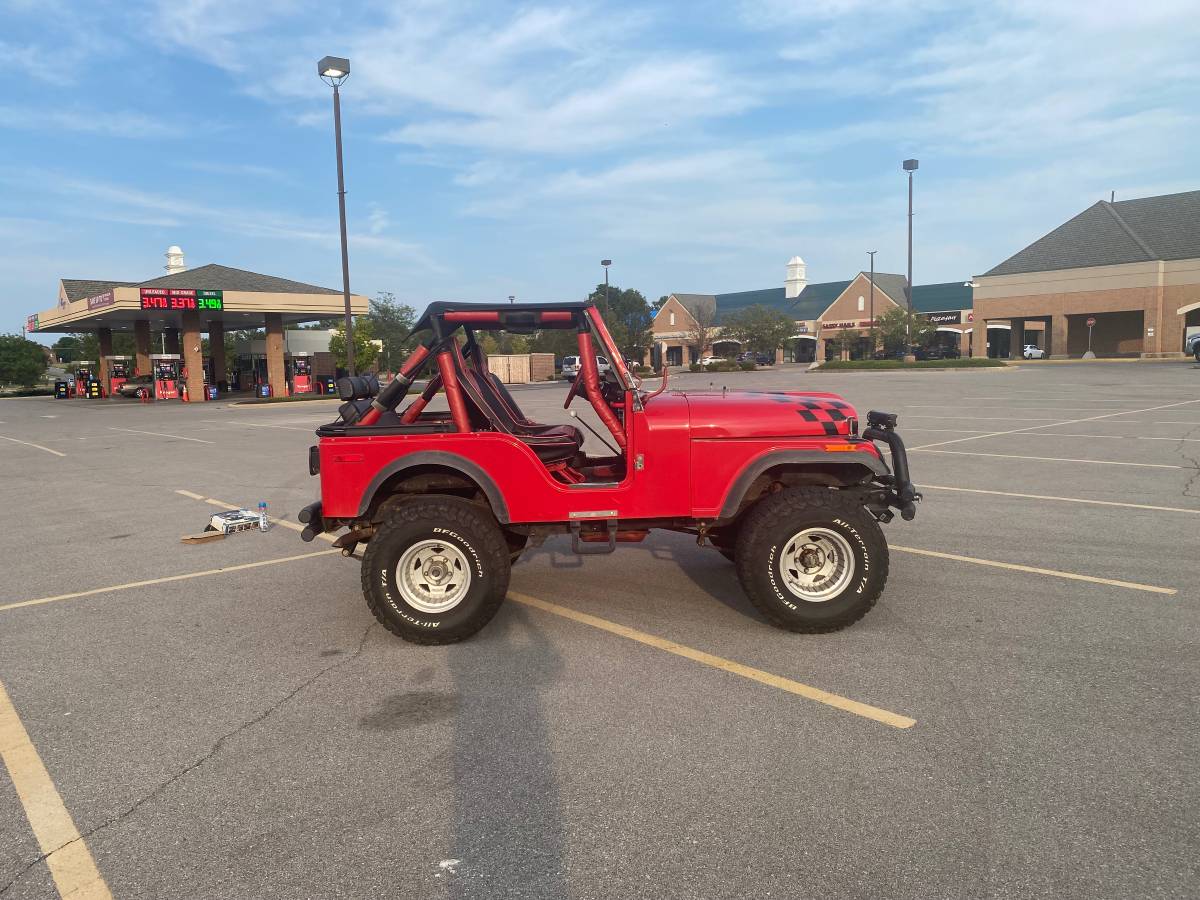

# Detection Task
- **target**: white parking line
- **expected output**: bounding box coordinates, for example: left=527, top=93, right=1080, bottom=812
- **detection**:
left=904, top=414, right=1065, bottom=422
left=910, top=449, right=1186, bottom=469
left=890, top=546, right=1175, bottom=595
left=909, top=398, right=1200, bottom=451
left=201, top=419, right=315, bottom=432
left=920, top=484, right=1200, bottom=515
left=109, top=427, right=214, bottom=444
left=907, top=405, right=1144, bottom=412
left=0, top=435, right=66, bottom=457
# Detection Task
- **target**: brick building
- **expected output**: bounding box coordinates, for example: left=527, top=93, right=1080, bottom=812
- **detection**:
left=972, top=190, right=1200, bottom=358
left=650, top=257, right=974, bottom=364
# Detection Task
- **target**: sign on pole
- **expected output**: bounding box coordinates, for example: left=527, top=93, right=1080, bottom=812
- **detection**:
left=1086, top=316, right=1096, bottom=327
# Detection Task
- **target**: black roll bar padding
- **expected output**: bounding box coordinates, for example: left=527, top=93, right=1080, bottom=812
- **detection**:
left=368, top=335, right=446, bottom=415
left=337, top=374, right=380, bottom=401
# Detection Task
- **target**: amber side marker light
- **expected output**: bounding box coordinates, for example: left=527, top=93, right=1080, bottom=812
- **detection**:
left=823, top=443, right=863, bottom=452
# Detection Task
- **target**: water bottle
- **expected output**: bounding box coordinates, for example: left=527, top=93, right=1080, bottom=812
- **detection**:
left=258, top=501, right=270, bottom=532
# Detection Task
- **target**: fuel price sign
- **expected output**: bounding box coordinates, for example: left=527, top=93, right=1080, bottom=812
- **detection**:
left=140, top=288, right=223, bottom=311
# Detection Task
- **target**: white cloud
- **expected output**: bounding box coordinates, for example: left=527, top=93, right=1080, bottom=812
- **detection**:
left=0, top=105, right=174, bottom=137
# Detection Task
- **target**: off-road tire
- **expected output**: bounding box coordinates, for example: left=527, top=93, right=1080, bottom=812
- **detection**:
left=734, top=487, right=888, bottom=633
left=362, top=496, right=511, bottom=645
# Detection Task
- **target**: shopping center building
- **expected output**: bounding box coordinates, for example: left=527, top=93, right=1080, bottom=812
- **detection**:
left=972, top=189, right=1200, bottom=358
left=651, top=257, right=975, bottom=364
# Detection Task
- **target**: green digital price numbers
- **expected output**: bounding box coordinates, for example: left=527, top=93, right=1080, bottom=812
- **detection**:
left=197, top=290, right=224, bottom=311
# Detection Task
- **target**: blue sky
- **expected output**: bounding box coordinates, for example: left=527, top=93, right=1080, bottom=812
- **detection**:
left=3, top=0, right=1198, bottom=333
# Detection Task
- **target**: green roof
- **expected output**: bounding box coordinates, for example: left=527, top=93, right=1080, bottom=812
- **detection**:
left=910, top=281, right=973, bottom=313
left=713, top=281, right=851, bottom=322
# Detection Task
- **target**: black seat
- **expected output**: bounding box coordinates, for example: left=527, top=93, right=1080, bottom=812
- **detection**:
left=450, top=342, right=582, bottom=464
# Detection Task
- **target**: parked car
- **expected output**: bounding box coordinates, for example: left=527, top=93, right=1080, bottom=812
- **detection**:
left=699, top=356, right=722, bottom=367
left=561, top=355, right=610, bottom=381
left=1185, top=333, right=1200, bottom=360
left=915, top=345, right=961, bottom=361
left=1023, top=344, right=1046, bottom=359
left=737, top=352, right=774, bottom=366
left=116, top=374, right=155, bottom=398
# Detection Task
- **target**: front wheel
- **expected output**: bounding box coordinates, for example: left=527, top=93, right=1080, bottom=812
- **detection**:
left=362, top=496, right=511, bottom=644
left=734, top=488, right=888, bottom=632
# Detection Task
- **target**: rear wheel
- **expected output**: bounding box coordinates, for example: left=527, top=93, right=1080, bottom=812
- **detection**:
left=362, top=496, right=511, bottom=644
left=734, top=487, right=888, bottom=632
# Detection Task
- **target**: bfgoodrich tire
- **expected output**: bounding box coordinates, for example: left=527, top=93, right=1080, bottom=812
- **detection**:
left=362, top=496, right=511, bottom=644
left=734, top=488, right=888, bottom=633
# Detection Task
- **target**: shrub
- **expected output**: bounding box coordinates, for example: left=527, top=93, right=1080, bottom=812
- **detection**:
left=738, top=360, right=757, bottom=371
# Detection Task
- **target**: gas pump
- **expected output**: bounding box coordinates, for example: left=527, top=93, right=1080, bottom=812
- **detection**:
left=104, top=356, right=130, bottom=396
left=74, top=362, right=96, bottom=398
left=291, top=352, right=314, bottom=394
left=150, top=354, right=182, bottom=400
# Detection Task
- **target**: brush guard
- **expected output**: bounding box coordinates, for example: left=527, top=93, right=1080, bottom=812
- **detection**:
left=862, top=410, right=920, bottom=521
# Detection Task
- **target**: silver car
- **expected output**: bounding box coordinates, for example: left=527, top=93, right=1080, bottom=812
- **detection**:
left=561, top=355, right=609, bottom=381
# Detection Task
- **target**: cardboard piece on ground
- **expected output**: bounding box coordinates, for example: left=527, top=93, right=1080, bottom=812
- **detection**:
left=181, top=531, right=226, bottom=544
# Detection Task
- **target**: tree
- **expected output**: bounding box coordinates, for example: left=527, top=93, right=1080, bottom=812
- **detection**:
left=369, top=292, right=417, bottom=371
left=588, top=283, right=653, bottom=360
left=684, top=301, right=719, bottom=362
left=720, top=305, right=795, bottom=355
left=653, top=295, right=670, bottom=312
left=0, top=335, right=48, bottom=386
left=829, top=327, right=859, bottom=360
left=329, top=317, right=379, bottom=373
left=874, top=307, right=934, bottom=352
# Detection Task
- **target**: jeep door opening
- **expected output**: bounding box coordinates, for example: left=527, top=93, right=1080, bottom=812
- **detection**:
left=299, top=300, right=919, bottom=644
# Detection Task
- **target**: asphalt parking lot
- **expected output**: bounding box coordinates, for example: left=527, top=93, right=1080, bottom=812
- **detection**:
left=2, top=361, right=1198, bottom=899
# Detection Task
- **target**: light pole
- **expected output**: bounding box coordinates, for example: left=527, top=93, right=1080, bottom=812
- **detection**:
left=319, top=55, right=356, bottom=375
left=903, top=159, right=918, bottom=361
left=867, top=250, right=877, bottom=353
left=600, top=259, right=612, bottom=310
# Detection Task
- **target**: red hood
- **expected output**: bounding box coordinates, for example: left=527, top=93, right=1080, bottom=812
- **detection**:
left=682, top=390, right=858, bottom=439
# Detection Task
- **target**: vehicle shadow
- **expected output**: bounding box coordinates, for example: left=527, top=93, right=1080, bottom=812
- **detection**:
left=444, top=604, right=568, bottom=899
left=518, top=533, right=769, bottom=626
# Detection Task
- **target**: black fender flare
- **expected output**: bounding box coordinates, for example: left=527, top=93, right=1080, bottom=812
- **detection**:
left=357, top=451, right=510, bottom=523
left=717, top=449, right=888, bottom=519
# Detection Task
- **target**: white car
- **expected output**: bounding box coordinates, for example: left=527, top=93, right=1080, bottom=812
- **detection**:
left=1022, top=344, right=1046, bottom=359
left=561, top=355, right=610, bottom=381
left=699, top=356, right=721, bottom=366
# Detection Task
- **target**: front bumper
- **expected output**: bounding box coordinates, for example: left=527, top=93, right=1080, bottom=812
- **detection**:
left=863, top=410, right=920, bottom=521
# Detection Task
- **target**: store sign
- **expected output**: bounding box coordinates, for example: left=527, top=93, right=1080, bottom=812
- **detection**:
left=925, top=311, right=961, bottom=325
left=25, top=314, right=38, bottom=332
left=821, top=320, right=875, bottom=330
left=86, top=290, right=115, bottom=311
left=139, top=288, right=224, bottom=311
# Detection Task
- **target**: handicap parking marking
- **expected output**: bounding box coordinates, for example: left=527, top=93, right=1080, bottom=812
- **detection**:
left=0, top=680, right=113, bottom=900
left=508, top=591, right=916, bottom=729
left=889, top=545, right=1176, bottom=595
left=0, top=434, right=66, bottom=457
left=109, top=426, right=214, bottom=444
left=919, top=484, right=1200, bottom=516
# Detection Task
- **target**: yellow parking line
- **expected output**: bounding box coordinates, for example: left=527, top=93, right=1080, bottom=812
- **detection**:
left=175, top=489, right=205, bottom=500
left=911, top=448, right=1185, bottom=469
left=890, top=545, right=1176, bottom=595
left=0, top=550, right=338, bottom=613
left=508, top=591, right=915, bottom=729
left=0, top=434, right=66, bottom=457
left=920, top=484, right=1200, bottom=516
left=0, top=680, right=113, bottom=899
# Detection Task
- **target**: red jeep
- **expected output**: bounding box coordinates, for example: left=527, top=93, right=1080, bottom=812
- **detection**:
left=300, top=301, right=918, bottom=643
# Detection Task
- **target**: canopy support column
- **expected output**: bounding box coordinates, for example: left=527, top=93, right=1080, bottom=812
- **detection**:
left=134, top=320, right=151, bottom=375
left=181, top=310, right=205, bottom=402
left=266, top=313, right=287, bottom=398
left=97, top=328, right=113, bottom=394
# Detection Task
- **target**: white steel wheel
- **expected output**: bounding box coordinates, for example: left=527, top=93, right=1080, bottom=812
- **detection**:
left=780, top=527, right=855, bottom=602
left=396, top=539, right=472, bottom=614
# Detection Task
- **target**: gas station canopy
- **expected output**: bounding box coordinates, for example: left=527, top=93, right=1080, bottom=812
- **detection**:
left=27, top=263, right=368, bottom=335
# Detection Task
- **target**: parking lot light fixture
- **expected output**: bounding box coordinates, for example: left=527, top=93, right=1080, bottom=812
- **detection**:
left=601, top=259, right=612, bottom=310
left=318, top=55, right=355, bottom=374
left=902, top=158, right=919, bottom=360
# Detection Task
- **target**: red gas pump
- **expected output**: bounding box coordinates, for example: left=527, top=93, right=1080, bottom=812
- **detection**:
left=291, top=353, right=314, bottom=394
left=104, top=355, right=130, bottom=396
left=74, top=362, right=95, bottom=398
left=151, top=354, right=181, bottom=400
